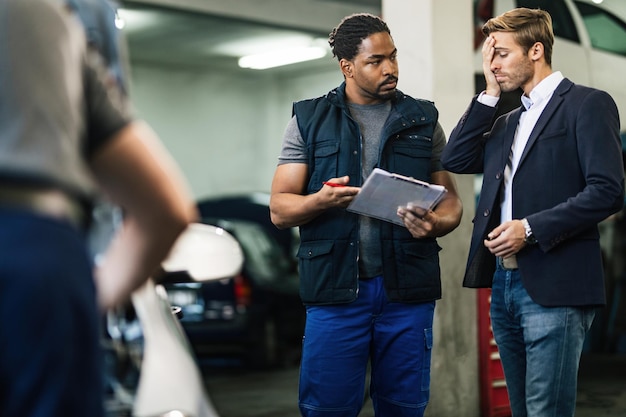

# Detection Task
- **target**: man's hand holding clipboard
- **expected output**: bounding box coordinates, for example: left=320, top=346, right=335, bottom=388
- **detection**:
left=346, top=168, right=447, bottom=227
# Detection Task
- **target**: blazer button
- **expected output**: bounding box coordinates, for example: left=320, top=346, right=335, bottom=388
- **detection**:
left=483, top=209, right=490, bottom=217
left=495, top=172, right=502, bottom=180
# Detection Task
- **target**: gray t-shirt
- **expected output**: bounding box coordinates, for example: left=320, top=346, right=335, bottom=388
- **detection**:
left=278, top=102, right=446, bottom=278
left=278, top=114, right=446, bottom=170
left=0, top=0, right=132, bottom=198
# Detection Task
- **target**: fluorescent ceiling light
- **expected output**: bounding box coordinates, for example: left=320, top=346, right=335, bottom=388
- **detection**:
left=238, top=45, right=327, bottom=69
left=114, top=11, right=125, bottom=29
left=115, top=8, right=162, bottom=32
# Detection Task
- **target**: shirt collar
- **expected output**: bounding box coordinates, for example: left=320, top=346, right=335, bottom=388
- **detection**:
left=521, top=71, right=564, bottom=110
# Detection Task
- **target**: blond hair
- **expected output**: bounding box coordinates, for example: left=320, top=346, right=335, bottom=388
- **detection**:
left=482, top=7, right=554, bottom=65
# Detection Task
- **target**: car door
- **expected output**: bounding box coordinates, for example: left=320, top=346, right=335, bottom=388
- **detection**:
left=572, top=0, right=626, bottom=132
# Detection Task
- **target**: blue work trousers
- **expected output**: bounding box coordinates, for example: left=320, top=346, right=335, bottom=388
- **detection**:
left=299, top=276, right=435, bottom=417
left=0, top=208, right=103, bottom=417
left=490, top=263, right=595, bottom=417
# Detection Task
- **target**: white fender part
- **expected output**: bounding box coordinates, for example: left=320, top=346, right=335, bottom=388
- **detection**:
left=131, top=280, right=220, bottom=417
left=161, top=223, right=244, bottom=281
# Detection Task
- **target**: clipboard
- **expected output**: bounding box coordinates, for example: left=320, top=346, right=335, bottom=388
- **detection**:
left=346, top=168, right=447, bottom=226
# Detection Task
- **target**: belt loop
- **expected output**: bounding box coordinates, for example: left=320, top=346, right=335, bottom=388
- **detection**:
left=498, top=255, right=518, bottom=270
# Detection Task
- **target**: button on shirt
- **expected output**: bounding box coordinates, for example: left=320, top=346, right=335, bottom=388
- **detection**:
left=478, top=71, right=564, bottom=222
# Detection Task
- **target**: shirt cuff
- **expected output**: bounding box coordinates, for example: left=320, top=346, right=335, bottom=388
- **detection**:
left=477, top=91, right=499, bottom=108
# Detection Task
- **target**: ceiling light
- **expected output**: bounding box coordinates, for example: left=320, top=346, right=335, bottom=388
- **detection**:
left=238, top=45, right=327, bottom=70
left=115, top=8, right=161, bottom=32
left=114, top=11, right=125, bottom=29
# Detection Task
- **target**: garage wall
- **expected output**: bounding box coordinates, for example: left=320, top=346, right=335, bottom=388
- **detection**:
left=128, top=63, right=342, bottom=200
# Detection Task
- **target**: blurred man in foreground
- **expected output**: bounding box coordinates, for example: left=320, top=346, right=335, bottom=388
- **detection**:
left=0, top=0, right=196, bottom=415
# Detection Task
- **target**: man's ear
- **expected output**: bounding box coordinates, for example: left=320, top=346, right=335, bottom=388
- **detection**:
left=340, top=59, right=353, bottom=78
left=529, top=42, right=544, bottom=61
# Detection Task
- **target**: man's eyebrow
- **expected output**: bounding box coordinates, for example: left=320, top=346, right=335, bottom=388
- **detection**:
left=366, top=48, right=397, bottom=60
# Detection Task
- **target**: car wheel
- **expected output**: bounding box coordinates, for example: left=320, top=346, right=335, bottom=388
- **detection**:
left=246, top=317, right=279, bottom=369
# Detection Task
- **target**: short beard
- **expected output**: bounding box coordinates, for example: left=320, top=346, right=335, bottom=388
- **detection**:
left=376, top=89, right=396, bottom=100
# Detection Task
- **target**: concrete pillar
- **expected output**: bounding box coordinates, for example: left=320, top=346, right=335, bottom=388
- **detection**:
left=382, top=1, right=480, bottom=416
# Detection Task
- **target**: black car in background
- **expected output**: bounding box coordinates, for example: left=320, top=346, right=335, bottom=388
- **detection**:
left=196, top=192, right=299, bottom=260
left=162, top=216, right=304, bottom=369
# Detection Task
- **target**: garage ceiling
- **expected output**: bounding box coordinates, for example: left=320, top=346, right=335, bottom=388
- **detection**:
left=119, top=0, right=382, bottom=73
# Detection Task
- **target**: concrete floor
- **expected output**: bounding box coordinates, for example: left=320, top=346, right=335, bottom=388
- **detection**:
left=203, top=353, right=626, bottom=417
left=575, top=353, right=626, bottom=417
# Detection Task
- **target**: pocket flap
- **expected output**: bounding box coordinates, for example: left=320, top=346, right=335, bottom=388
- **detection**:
left=297, top=240, right=334, bottom=259
left=313, top=142, right=340, bottom=157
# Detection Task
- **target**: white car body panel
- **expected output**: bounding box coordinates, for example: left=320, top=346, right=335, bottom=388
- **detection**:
left=132, top=223, right=244, bottom=417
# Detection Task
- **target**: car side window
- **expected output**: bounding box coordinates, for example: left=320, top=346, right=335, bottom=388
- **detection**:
left=235, top=223, right=292, bottom=282
left=574, top=1, right=626, bottom=57
left=516, top=0, right=580, bottom=43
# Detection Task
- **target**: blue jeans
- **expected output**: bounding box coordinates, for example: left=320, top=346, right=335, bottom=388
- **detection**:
left=490, top=262, right=595, bottom=417
left=298, top=276, right=435, bottom=417
left=0, top=208, right=102, bottom=417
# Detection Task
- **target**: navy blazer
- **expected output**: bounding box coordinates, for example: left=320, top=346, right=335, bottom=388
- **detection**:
left=442, top=78, right=625, bottom=307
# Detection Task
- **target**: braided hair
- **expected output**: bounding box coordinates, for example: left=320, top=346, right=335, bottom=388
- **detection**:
left=329, top=13, right=391, bottom=61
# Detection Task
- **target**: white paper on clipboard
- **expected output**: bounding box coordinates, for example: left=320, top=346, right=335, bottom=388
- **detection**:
left=346, top=168, right=447, bottom=226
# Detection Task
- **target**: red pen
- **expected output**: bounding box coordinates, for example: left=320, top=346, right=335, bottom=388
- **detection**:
left=323, top=181, right=347, bottom=187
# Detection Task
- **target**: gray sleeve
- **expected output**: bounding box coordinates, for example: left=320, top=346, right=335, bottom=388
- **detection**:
left=277, top=115, right=308, bottom=165
left=430, top=122, right=446, bottom=172
left=83, top=50, right=133, bottom=157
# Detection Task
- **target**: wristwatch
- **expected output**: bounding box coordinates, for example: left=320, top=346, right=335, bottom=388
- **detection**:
left=521, top=218, right=537, bottom=245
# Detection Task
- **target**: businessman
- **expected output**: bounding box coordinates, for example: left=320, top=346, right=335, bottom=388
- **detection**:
left=441, top=7, right=625, bottom=417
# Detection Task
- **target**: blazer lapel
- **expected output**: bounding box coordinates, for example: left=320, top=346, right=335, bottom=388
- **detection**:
left=501, top=107, right=523, bottom=167
left=519, top=79, right=572, bottom=164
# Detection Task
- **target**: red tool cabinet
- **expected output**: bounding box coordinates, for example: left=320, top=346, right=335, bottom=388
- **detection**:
left=477, top=288, right=512, bottom=417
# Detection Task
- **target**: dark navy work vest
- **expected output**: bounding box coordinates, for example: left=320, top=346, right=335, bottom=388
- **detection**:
left=293, top=83, right=443, bottom=305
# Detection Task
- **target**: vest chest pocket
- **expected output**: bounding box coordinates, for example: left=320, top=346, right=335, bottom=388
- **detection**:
left=389, top=138, right=432, bottom=182
left=309, top=141, right=340, bottom=190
